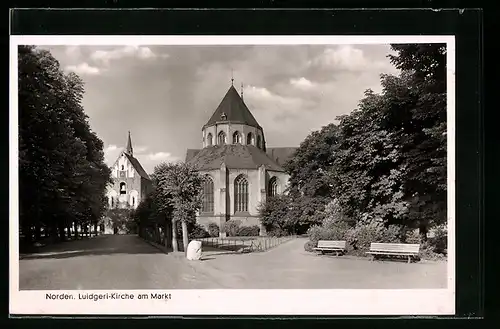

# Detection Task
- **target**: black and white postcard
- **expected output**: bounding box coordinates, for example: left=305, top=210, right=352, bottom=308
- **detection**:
left=10, top=35, right=456, bottom=316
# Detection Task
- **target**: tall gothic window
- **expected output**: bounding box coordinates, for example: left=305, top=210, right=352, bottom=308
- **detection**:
left=207, top=133, right=213, bottom=146
left=218, top=131, right=226, bottom=145
left=234, top=175, right=249, bottom=213
left=247, top=132, right=255, bottom=145
left=268, top=176, right=279, bottom=197
left=233, top=131, right=242, bottom=144
left=257, top=135, right=262, bottom=149
left=201, top=176, right=214, bottom=213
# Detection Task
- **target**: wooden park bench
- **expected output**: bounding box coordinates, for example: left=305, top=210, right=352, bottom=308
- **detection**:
left=313, top=240, right=346, bottom=256
left=366, top=243, right=420, bottom=263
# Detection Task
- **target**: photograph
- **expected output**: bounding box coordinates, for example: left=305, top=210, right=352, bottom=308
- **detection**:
left=10, top=36, right=455, bottom=315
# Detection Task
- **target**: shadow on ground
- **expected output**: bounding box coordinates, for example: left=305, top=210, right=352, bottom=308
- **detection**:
left=19, top=234, right=164, bottom=260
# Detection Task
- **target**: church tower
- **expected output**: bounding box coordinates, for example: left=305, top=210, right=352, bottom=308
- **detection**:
left=201, top=84, right=267, bottom=150
left=106, top=132, right=152, bottom=211
left=185, top=81, right=296, bottom=237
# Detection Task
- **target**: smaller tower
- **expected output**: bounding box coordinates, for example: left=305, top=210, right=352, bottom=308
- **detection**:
left=125, top=131, right=133, bottom=156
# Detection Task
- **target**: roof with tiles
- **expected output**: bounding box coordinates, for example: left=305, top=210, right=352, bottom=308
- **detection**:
left=185, top=144, right=285, bottom=171
left=124, top=153, right=150, bottom=180
left=204, top=85, right=261, bottom=129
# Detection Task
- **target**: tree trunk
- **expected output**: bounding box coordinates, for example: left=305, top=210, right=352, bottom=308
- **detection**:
left=34, top=223, right=41, bottom=241
left=419, top=223, right=428, bottom=242
left=94, top=222, right=98, bottom=236
left=58, top=223, right=66, bottom=242
left=22, top=221, right=32, bottom=245
left=181, top=220, right=189, bottom=255
left=171, top=220, right=179, bottom=252
left=74, top=222, right=79, bottom=239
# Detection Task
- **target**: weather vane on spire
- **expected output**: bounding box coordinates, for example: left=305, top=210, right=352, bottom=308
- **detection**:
left=241, top=82, right=244, bottom=100
left=231, top=68, right=234, bottom=86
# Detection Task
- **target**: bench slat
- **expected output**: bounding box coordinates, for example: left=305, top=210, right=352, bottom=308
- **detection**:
left=369, top=243, right=420, bottom=253
left=317, top=240, right=346, bottom=249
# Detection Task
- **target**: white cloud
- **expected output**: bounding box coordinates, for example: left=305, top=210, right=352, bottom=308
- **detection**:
left=310, top=45, right=390, bottom=72
left=105, top=145, right=118, bottom=153
left=134, top=146, right=148, bottom=153
left=65, top=62, right=101, bottom=75
left=147, top=152, right=177, bottom=161
left=290, top=77, right=315, bottom=89
left=246, top=86, right=273, bottom=99
left=103, top=144, right=120, bottom=167
left=65, top=46, right=81, bottom=58
left=90, top=46, right=159, bottom=65
left=244, top=85, right=317, bottom=130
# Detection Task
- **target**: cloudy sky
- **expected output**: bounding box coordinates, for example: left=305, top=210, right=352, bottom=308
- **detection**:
left=40, top=44, right=400, bottom=174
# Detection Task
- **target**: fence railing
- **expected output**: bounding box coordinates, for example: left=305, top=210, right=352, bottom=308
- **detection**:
left=198, top=235, right=296, bottom=253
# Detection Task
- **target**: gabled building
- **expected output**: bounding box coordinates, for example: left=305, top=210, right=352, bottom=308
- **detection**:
left=185, top=83, right=297, bottom=236
left=106, top=132, right=152, bottom=210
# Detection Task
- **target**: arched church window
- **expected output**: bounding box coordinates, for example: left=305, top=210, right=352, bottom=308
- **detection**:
left=207, top=133, right=213, bottom=146
left=120, top=182, right=127, bottom=195
left=257, top=135, right=262, bottom=149
left=121, top=165, right=124, bottom=170
left=201, top=176, right=214, bottom=213
left=234, top=175, right=249, bottom=213
left=132, top=197, right=135, bottom=206
left=233, top=131, right=242, bottom=144
left=247, top=132, right=255, bottom=145
left=268, top=176, right=279, bottom=197
left=111, top=197, right=114, bottom=208
left=218, top=131, right=226, bottom=145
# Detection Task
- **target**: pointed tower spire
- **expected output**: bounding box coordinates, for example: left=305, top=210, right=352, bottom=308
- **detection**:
left=126, top=131, right=133, bottom=156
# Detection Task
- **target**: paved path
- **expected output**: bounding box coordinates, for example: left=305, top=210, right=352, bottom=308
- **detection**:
left=19, top=235, right=447, bottom=290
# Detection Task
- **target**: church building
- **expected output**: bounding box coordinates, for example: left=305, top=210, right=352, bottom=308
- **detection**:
left=106, top=132, right=152, bottom=210
left=185, top=82, right=297, bottom=237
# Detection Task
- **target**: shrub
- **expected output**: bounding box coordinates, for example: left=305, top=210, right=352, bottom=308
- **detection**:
left=267, top=227, right=288, bottom=237
left=224, top=219, right=241, bottom=237
left=258, top=194, right=296, bottom=234
left=208, top=222, right=220, bottom=237
left=237, top=225, right=260, bottom=237
left=188, top=223, right=210, bottom=239
left=402, top=228, right=421, bottom=244
left=419, top=241, right=447, bottom=260
left=323, top=199, right=355, bottom=227
left=307, top=220, right=350, bottom=244
left=346, top=223, right=402, bottom=256
left=304, top=240, right=316, bottom=252
left=429, top=223, right=447, bottom=254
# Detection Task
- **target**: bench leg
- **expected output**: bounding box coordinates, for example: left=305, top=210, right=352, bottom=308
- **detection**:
left=407, top=255, right=411, bottom=264
left=370, top=255, right=375, bottom=261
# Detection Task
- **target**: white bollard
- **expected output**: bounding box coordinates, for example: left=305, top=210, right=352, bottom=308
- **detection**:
left=186, top=240, right=202, bottom=260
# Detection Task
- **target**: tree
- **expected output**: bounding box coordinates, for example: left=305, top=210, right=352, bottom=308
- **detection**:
left=152, top=162, right=203, bottom=253
left=258, top=195, right=293, bottom=235
left=132, top=188, right=173, bottom=246
left=269, top=44, right=446, bottom=243
left=18, top=45, right=111, bottom=245
left=106, top=207, right=133, bottom=234
left=283, top=123, right=340, bottom=230
left=332, top=44, right=447, bottom=240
